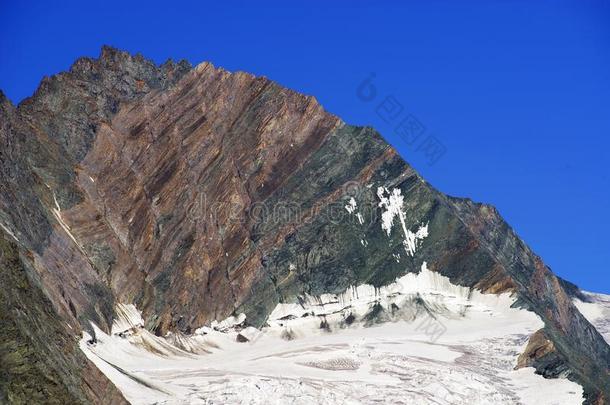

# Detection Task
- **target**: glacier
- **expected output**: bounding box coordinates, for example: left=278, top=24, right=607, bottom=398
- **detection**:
left=80, top=263, right=585, bottom=404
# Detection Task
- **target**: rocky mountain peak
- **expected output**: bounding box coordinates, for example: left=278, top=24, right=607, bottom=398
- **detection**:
left=1, top=47, right=609, bottom=403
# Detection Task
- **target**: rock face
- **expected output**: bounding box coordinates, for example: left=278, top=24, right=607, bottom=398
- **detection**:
left=0, top=47, right=609, bottom=403
left=0, top=231, right=127, bottom=404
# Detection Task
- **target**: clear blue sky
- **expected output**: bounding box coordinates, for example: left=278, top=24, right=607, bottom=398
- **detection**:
left=1, top=1, right=609, bottom=292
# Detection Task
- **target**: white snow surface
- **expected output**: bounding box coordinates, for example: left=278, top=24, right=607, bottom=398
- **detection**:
left=80, top=264, right=583, bottom=404
left=573, top=291, right=610, bottom=344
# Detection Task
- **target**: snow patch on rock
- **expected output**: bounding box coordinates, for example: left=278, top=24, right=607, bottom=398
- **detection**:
left=0, top=222, right=19, bottom=243
left=344, top=197, right=357, bottom=214
left=573, top=291, right=610, bottom=344
left=377, top=186, right=428, bottom=256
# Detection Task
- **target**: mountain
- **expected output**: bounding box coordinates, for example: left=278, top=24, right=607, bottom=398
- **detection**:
left=0, top=47, right=608, bottom=404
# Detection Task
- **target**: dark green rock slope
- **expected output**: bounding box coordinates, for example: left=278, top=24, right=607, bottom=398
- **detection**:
left=0, top=230, right=127, bottom=404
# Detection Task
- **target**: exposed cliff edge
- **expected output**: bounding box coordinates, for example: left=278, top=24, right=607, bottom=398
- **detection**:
left=0, top=47, right=608, bottom=403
